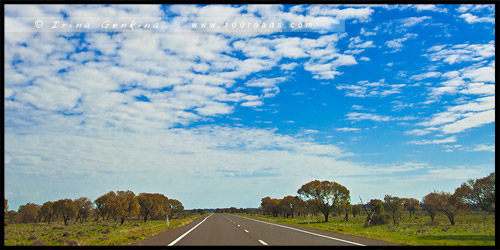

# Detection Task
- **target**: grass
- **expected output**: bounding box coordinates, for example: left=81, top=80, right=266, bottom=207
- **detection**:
left=4, top=214, right=205, bottom=246
left=237, top=211, right=495, bottom=246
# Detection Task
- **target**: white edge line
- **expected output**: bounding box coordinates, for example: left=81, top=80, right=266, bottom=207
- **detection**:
left=167, top=213, right=213, bottom=246
left=258, top=240, right=268, bottom=245
left=230, top=214, right=366, bottom=246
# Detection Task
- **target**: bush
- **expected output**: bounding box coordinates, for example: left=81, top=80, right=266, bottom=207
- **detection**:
left=67, top=240, right=80, bottom=246
left=31, top=239, right=48, bottom=246
left=52, top=225, right=65, bottom=230
left=371, top=214, right=389, bottom=225
left=28, top=234, right=38, bottom=240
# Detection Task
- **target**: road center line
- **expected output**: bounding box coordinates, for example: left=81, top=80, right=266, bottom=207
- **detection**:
left=258, top=240, right=268, bottom=245
left=167, top=214, right=214, bottom=246
left=230, top=214, right=366, bottom=246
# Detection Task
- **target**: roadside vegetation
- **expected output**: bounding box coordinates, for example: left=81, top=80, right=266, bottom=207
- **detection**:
left=222, top=172, right=495, bottom=246
left=4, top=190, right=202, bottom=246
left=4, top=214, right=204, bottom=246
left=237, top=210, right=494, bottom=246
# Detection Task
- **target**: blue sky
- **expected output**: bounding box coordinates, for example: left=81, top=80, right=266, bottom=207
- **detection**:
left=4, top=4, right=495, bottom=210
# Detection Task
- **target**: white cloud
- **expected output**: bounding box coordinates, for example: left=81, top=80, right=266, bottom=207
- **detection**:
left=470, top=144, right=495, bottom=152
left=413, top=5, right=447, bottom=13
left=441, top=109, right=495, bottom=134
left=401, top=16, right=431, bottom=27
left=336, top=127, right=361, bottom=132
left=385, top=33, right=418, bottom=52
left=241, top=100, right=264, bottom=107
left=307, top=6, right=374, bottom=22
left=459, top=13, right=495, bottom=24
left=410, top=72, right=442, bottom=81
left=346, top=112, right=392, bottom=122
left=404, top=129, right=432, bottom=136
left=426, top=42, right=495, bottom=64
left=409, top=136, right=457, bottom=145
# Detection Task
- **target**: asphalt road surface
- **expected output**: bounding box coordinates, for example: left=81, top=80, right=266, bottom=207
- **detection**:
left=133, top=213, right=400, bottom=246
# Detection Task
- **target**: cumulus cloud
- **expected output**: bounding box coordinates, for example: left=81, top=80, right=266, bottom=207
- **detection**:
left=459, top=13, right=495, bottom=24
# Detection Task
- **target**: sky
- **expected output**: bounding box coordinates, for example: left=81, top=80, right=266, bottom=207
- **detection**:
left=4, top=4, right=495, bottom=210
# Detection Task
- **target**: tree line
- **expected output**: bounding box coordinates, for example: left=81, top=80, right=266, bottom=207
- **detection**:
left=4, top=190, right=184, bottom=226
left=259, top=172, right=494, bottom=226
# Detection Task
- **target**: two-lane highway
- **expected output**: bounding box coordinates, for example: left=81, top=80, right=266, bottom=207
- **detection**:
left=134, top=213, right=399, bottom=246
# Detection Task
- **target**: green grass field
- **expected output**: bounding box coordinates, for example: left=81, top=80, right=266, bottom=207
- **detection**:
left=4, top=214, right=204, bottom=246
left=238, top=211, right=495, bottom=246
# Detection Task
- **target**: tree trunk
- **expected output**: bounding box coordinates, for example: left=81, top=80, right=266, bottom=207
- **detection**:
left=447, top=214, right=455, bottom=225
left=323, top=211, right=329, bottom=222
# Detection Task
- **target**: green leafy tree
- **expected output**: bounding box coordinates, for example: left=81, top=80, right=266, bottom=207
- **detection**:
left=297, top=180, right=350, bottom=222
left=422, top=192, right=440, bottom=222
left=261, top=197, right=282, bottom=217
left=401, top=198, right=421, bottom=218
left=455, top=172, right=495, bottom=212
left=351, top=204, right=362, bottom=217
left=169, top=199, right=184, bottom=219
left=424, top=191, right=467, bottom=225
left=53, top=199, right=77, bottom=225
left=138, top=193, right=170, bottom=222
left=74, top=197, right=93, bottom=223
left=341, top=199, right=352, bottom=222
left=116, top=190, right=139, bottom=225
left=280, top=196, right=301, bottom=218
left=384, top=195, right=404, bottom=225
left=39, top=201, right=56, bottom=224
left=18, top=202, right=41, bottom=223
left=360, top=198, right=384, bottom=226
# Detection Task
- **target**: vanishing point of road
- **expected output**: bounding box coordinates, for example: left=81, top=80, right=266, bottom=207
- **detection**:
left=133, top=213, right=399, bottom=246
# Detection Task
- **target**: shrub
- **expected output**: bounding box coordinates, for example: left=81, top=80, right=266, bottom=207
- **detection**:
left=67, top=240, right=80, bottom=246
left=371, top=214, right=389, bottom=225
left=31, top=239, right=48, bottom=246
left=52, top=225, right=65, bottom=230
left=62, top=231, right=72, bottom=237
left=28, top=234, right=38, bottom=240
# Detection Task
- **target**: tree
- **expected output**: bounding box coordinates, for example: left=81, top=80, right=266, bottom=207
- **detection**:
left=94, top=194, right=108, bottom=221
left=4, top=199, right=8, bottom=215
left=402, top=198, right=421, bottom=218
left=423, top=191, right=466, bottom=225
left=138, top=193, right=169, bottom=222
left=169, top=199, right=184, bottom=219
left=455, top=172, right=495, bottom=212
left=341, top=199, right=352, bottom=222
left=53, top=199, right=77, bottom=225
left=297, top=180, right=350, bottom=222
left=360, top=197, right=384, bottom=226
left=18, top=202, right=41, bottom=223
left=384, top=195, right=404, bottom=225
left=260, top=197, right=282, bottom=217
left=74, top=197, right=93, bottom=223
left=352, top=204, right=362, bottom=218
left=116, top=190, right=139, bottom=225
left=280, top=196, right=301, bottom=218
left=422, top=192, right=440, bottom=222
left=39, top=201, right=56, bottom=224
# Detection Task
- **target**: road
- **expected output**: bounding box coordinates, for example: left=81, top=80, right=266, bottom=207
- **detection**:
left=133, top=213, right=400, bottom=246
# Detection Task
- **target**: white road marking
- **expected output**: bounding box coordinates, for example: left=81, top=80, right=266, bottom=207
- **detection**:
left=229, top=214, right=366, bottom=246
left=258, top=240, right=268, bottom=245
left=237, top=224, right=241, bottom=227
left=244, top=230, right=249, bottom=233
left=167, top=214, right=214, bottom=246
